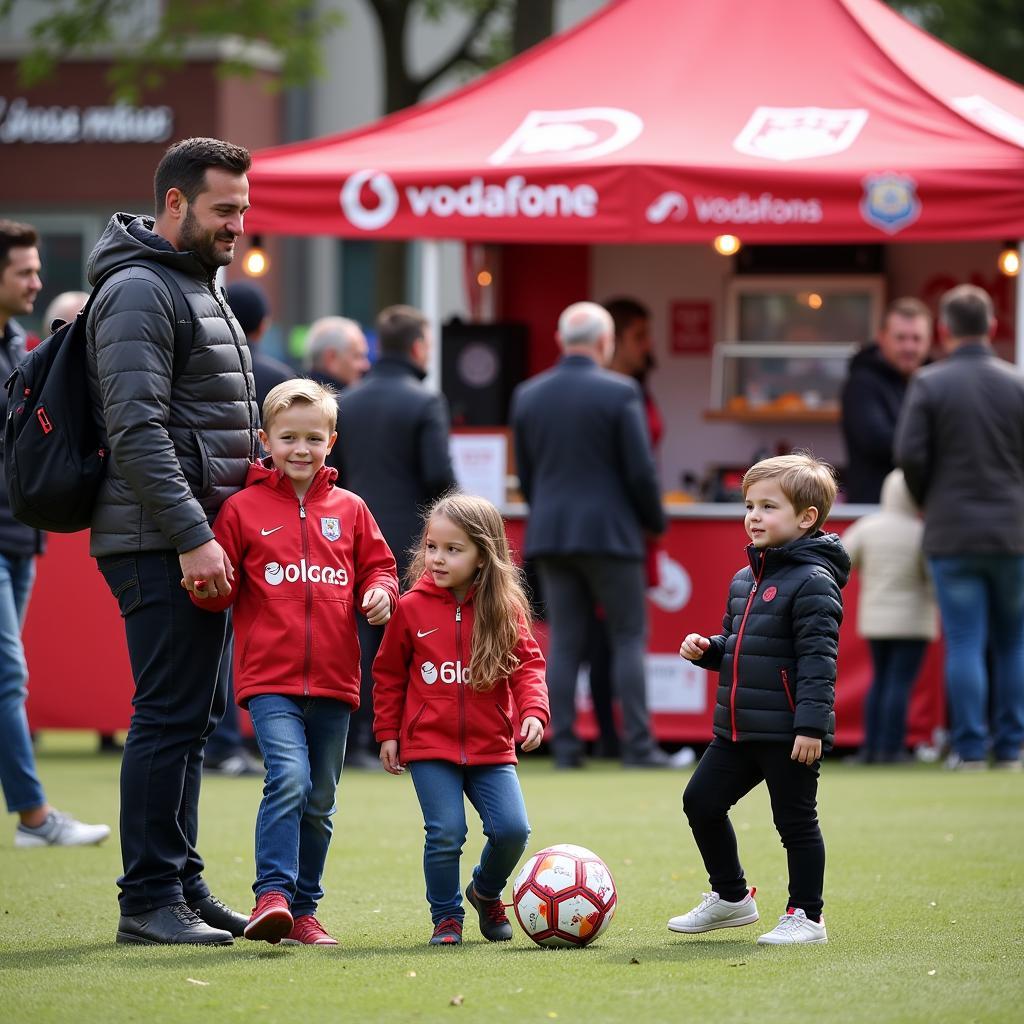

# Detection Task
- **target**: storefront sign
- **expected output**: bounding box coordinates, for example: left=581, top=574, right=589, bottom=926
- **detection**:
left=0, top=96, right=174, bottom=144
left=670, top=300, right=713, bottom=355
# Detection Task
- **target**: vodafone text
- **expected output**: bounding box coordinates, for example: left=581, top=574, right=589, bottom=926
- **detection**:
left=406, top=176, right=597, bottom=219
left=692, top=191, right=822, bottom=225
left=264, top=560, right=349, bottom=588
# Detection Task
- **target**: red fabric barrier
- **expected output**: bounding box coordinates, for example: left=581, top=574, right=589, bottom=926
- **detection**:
left=24, top=515, right=944, bottom=746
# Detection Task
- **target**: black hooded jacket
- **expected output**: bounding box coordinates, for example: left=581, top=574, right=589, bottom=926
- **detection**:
left=695, top=532, right=850, bottom=749
left=85, top=213, right=258, bottom=557
left=840, top=343, right=909, bottom=503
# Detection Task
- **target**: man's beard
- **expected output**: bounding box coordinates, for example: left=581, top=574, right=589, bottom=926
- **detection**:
left=179, top=206, right=235, bottom=270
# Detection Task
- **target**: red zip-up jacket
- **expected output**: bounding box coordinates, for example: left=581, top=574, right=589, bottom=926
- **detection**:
left=190, top=460, right=399, bottom=709
left=372, top=574, right=549, bottom=765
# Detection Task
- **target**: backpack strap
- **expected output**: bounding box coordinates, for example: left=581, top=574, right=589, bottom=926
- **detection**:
left=89, top=262, right=195, bottom=381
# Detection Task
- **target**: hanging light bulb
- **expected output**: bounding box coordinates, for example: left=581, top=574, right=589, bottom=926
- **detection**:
left=713, top=234, right=741, bottom=256
left=998, top=243, right=1020, bottom=277
left=244, top=235, right=270, bottom=277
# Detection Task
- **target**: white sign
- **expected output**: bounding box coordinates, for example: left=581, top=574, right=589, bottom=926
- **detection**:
left=733, top=106, right=868, bottom=162
left=450, top=434, right=507, bottom=508
left=488, top=107, right=643, bottom=165
left=575, top=655, right=707, bottom=715
left=0, top=96, right=174, bottom=144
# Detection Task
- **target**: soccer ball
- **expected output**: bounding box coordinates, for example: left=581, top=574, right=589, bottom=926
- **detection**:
left=512, top=844, right=617, bottom=948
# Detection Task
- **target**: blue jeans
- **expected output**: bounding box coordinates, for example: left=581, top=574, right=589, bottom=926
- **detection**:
left=864, top=639, right=929, bottom=757
left=0, top=553, right=43, bottom=813
left=249, top=694, right=350, bottom=918
left=929, top=555, right=1024, bottom=761
left=408, top=761, right=531, bottom=924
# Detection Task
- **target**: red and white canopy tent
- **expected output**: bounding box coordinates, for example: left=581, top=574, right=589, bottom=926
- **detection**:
left=247, top=0, right=1024, bottom=355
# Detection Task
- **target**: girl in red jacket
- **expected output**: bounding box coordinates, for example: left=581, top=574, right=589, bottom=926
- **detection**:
left=191, top=379, right=399, bottom=946
left=373, top=493, right=549, bottom=946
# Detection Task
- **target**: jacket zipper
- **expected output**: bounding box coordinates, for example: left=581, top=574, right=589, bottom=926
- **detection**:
left=780, top=668, right=795, bottom=712
left=730, top=554, right=767, bottom=741
left=299, top=501, right=312, bottom=695
left=456, top=603, right=467, bottom=765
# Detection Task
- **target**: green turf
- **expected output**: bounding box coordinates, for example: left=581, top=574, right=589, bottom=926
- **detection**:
left=1, top=734, right=1021, bottom=1023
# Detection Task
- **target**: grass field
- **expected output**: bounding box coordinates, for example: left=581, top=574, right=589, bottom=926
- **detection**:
left=1, top=734, right=1021, bottom=1024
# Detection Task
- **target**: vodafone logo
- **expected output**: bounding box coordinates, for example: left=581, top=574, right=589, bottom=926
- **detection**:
left=340, top=169, right=400, bottom=230
left=340, top=170, right=599, bottom=232
left=645, top=190, right=822, bottom=226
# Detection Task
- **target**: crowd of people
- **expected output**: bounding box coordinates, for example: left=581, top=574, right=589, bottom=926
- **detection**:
left=1, top=134, right=1021, bottom=949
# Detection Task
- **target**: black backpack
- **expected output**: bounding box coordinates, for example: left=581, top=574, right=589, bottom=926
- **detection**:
left=4, top=263, right=194, bottom=533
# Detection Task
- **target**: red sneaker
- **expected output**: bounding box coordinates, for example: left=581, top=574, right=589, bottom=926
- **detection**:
left=281, top=915, right=338, bottom=946
left=243, top=891, right=293, bottom=943
left=429, top=917, right=463, bottom=945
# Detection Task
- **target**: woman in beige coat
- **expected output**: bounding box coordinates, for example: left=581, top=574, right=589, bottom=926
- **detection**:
left=842, top=470, right=939, bottom=762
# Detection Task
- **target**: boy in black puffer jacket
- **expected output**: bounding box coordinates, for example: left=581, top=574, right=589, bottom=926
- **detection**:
left=669, top=453, right=849, bottom=946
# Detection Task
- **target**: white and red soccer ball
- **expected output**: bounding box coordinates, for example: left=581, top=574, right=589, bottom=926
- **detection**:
left=512, top=844, right=617, bottom=948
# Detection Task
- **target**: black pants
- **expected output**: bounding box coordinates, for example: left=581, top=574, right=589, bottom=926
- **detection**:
left=99, top=550, right=229, bottom=915
left=682, top=737, right=825, bottom=920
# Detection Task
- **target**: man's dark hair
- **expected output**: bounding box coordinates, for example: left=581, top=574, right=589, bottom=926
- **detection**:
left=154, top=137, right=252, bottom=215
left=0, top=220, right=39, bottom=272
left=377, top=304, right=428, bottom=357
left=940, top=284, right=994, bottom=340
left=603, top=296, right=649, bottom=340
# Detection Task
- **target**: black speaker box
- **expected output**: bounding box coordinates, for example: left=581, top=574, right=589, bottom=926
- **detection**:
left=441, top=321, right=528, bottom=426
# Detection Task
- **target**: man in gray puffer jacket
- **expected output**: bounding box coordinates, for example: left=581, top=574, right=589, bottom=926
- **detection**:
left=86, top=137, right=258, bottom=946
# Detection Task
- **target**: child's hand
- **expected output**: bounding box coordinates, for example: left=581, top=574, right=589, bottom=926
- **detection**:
left=189, top=578, right=209, bottom=599
left=362, top=588, right=392, bottom=625
left=679, top=633, right=710, bottom=661
left=791, top=735, right=822, bottom=765
left=380, top=740, right=404, bottom=774
left=519, top=716, right=544, bottom=752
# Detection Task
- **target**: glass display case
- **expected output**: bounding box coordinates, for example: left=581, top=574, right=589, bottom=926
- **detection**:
left=706, top=343, right=857, bottom=422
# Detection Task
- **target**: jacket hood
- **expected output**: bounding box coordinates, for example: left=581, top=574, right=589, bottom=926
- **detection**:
left=244, top=458, right=339, bottom=499
left=879, top=469, right=920, bottom=518
left=848, top=342, right=905, bottom=383
left=87, top=212, right=211, bottom=286
left=408, top=570, right=477, bottom=604
left=750, top=531, right=851, bottom=588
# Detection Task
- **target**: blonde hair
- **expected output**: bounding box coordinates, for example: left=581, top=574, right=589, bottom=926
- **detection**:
left=407, top=493, right=533, bottom=693
left=742, top=452, right=838, bottom=531
left=262, top=378, right=338, bottom=434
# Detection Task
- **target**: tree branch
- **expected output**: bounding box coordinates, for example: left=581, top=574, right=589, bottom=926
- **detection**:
left=414, top=0, right=501, bottom=92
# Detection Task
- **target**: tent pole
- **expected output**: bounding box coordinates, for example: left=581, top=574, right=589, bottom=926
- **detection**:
left=421, top=239, right=441, bottom=390
left=1017, top=241, right=1024, bottom=370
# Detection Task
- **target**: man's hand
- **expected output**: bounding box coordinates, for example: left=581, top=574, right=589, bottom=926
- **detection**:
left=520, top=716, right=544, bottom=752
left=380, top=740, right=404, bottom=775
left=791, top=735, right=822, bottom=765
left=362, top=588, right=392, bottom=626
left=679, top=633, right=710, bottom=661
left=180, top=540, right=234, bottom=599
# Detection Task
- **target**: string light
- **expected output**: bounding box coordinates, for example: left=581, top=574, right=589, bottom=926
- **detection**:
left=243, top=235, right=270, bottom=277
left=713, top=234, right=741, bottom=256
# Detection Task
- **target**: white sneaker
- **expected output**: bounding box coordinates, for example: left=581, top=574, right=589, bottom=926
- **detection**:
left=14, top=810, right=110, bottom=848
left=668, top=888, right=759, bottom=933
left=756, top=908, right=827, bottom=945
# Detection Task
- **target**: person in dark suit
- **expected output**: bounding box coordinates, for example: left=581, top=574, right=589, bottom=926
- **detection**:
left=336, top=305, right=458, bottom=767
left=510, top=302, right=667, bottom=768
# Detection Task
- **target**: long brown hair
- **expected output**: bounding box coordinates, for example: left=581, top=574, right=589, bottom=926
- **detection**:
left=406, top=493, right=533, bottom=692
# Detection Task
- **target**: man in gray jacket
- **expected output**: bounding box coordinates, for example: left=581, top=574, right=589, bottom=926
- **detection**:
left=86, top=138, right=259, bottom=944
left=511, top=302, right=667, bottom=769
left=895, top=284, right=1024, bottom=771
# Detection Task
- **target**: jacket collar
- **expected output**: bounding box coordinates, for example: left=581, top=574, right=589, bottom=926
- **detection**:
left=246, top=458, right=338, bottom=504
left=368, top=355, right=427, bottom=382
left=410, top=570, right=478, bottom=605
left=947, top=340, right=992, bottom=359
left=558, top=352, right=601, bottom=371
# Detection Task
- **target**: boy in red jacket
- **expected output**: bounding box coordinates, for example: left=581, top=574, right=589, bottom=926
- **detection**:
left=190, top=379, right=398, bottom=945
left=374, top=493, right=548, bottom=946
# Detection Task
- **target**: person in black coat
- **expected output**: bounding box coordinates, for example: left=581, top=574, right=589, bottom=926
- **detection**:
left=840, top=297, right=931, bottom=503
left=336, top=305, right=457, bottom=766
left=225, top=281, right=295, bottom=412
left=672, top=454, right=848, bottom=946
left=510, top=301, right=666, bottom=769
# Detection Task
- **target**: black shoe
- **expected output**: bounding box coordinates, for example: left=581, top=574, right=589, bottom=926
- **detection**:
left=116, top=902, right=234, bottom=945
left=622, top=748, right=672, bottom=769
left=189, top=895, right=248, bottom=938
left=465, top=882, right=513, bottom=941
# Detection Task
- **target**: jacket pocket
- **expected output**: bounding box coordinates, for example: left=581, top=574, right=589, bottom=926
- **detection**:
left=780, top=668, right=796, bottom=712
left=406, top=702, right=428, bottom=740
left=193, top=430, right=212, bottom=496
left=496, top=702, right=515, bottom=739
